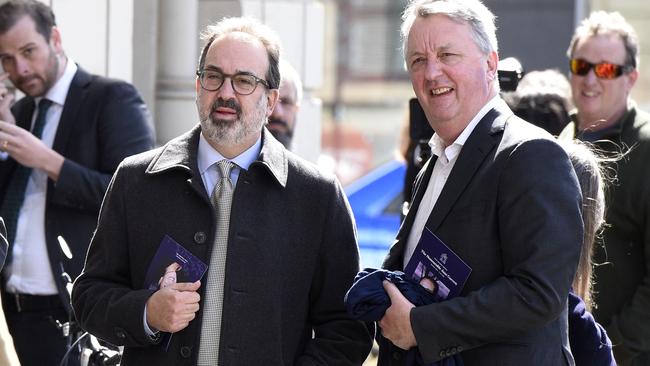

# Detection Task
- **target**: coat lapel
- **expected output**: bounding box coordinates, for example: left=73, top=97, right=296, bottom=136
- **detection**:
left=52, top=66, right=92, bottom=153
left=425, top=102, right=511, bottom=233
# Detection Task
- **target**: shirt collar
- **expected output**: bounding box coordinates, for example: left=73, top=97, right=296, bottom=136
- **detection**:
left=38, top=57, right=77, bottom=106
left=197, top=132, right=262, bottom=174
left=429, top=95, right=500, bottom=162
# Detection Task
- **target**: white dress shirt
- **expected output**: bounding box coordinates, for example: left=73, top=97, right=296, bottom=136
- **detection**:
left=403, top=96, right=501, bottom=268
left=4, top=59, right=78, bottom=295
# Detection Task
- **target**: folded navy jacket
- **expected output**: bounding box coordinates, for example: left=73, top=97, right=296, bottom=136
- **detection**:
left=345, top=268, right=463, bottom=366
left=568, top=291, right=615, bottom=366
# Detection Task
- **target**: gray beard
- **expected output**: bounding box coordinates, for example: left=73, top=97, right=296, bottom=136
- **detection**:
left=200, top=95, right=268, bottom=145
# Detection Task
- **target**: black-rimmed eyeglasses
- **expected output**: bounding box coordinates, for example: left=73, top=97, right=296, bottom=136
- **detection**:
left=196, top=69, right=270, bottom=95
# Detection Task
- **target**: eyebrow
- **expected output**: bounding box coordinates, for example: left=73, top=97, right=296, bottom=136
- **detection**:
left=0, top=42, right=38, bottom=58
left=407, top=43, right=454, bottom=58
left=202, top=65, right=258, bottom=77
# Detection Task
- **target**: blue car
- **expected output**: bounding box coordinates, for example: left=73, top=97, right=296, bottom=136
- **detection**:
left=345, top=160, right=406, bottom=268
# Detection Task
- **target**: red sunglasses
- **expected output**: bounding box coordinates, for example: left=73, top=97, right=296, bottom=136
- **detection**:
left=569, top=58, right=634, bottom=79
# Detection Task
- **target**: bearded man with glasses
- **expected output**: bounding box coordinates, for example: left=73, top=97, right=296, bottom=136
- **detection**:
left=72, top=16, right=373, bottom=366
left=560, top=11, right=650, bottom=366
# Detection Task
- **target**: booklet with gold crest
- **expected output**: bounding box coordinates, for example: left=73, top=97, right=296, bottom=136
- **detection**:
left=404, top=228, right=472, bottom=299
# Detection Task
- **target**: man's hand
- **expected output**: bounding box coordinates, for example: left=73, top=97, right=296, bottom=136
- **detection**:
left=0, top=121, right=64, bottom=180
left=378, top=280, right=417, bottom=350
left=146, top=281, right=201, bottom=333
left=0, top=73, right=16, bottom=124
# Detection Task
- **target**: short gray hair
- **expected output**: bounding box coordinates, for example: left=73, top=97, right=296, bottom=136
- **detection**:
left=567, top=11, right=639, bottom=69
left=400, top=0, right=498, bottom=63
left=198, top=17, right=282, bottom=90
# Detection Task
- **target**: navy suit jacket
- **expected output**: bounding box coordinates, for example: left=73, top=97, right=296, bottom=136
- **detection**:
left=0, top=66, right=154, bottom=308
left=381, top=99, right=584, bottom=366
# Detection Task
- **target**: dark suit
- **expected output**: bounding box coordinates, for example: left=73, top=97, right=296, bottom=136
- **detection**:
left=381, top=100, right=584, bottom=366
left=0, top=66, right=154, bottom=365
left=72, top=127, right=373, bottom=365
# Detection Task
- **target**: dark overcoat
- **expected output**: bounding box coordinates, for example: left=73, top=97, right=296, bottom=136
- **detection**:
left=72, top=126, right=373, bottom=365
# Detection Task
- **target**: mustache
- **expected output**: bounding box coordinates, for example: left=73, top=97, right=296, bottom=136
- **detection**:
left=267, top=118, right=289, bottom=129
left=211, top=98, right=242, bottom=114
left=16, top=75, right=38, bottom=85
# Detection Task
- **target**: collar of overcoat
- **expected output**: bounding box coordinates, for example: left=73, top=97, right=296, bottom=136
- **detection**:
left=145, top=125, right=289, bottom=193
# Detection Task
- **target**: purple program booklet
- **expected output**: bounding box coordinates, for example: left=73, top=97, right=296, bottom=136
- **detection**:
left=143, top=235, right=208, bottom=350
left=404, top=228, right=472, bottom=299
left=144, top=235, right=208, bottom=290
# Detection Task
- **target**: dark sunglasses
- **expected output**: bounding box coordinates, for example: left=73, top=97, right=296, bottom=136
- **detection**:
left=569, top=58, right=634, bottom=79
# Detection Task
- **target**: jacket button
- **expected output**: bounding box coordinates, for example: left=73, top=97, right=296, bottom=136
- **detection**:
left=114, top=328, right=126, bottom=339
left=194, top=231, right=207, bottom=244
left=180, top=345, right=192, bottom=358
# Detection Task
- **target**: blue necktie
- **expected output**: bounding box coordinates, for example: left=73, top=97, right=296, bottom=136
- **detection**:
left=0, top=98, right=53, bottom=254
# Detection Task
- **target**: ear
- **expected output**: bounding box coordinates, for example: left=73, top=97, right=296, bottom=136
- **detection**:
left=265, top=89, right=280, bottom=117
left=49, top=26, right=63, bottom=54
left=195, top=76, right=201, bottom=94
left=626, top=68, right=639, bottom=91
left=486, top=51, right=498, bottom=81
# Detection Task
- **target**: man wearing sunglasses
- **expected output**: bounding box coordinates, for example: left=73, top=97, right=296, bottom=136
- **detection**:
left=72, top=17, right=373, bottom=365
left=560, top=11, right=650, bottom=366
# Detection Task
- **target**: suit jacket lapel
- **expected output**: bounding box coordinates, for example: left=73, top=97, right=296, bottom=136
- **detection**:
left=52, top=67, right=92, bottom=153
left=382, top=155, right=437, bottom=270
left=425, top=103, right=510, bottom=233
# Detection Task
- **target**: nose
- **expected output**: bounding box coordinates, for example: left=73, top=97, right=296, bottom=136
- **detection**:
left=424, top=59, right=443, bottom=81
left=582, top=68, right=599, bottom=85
left=14, top=56, right=31, bottom=75
left=271, top=103, right=284, bottom=118
left=217, top=76, right=237, bottom=99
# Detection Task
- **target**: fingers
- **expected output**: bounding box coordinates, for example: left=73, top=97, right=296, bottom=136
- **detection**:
left=382, top=280, right=402, bottom=300
left=171, top=280, right=201, bottom=292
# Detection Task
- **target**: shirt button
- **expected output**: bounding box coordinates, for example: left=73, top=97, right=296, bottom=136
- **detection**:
left=194, top=231, right=207, bottom=244
left=180, top=345, right=192, bottom=358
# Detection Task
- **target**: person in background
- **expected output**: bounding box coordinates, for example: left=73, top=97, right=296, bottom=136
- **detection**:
left=72, top=16, right=373, bottom=365
left=0, top=1, right=155, bottom=364
left=559, top=11, right=650, bottom=365
left=267, top=59, right=302, bottom=149
left=505, top=69, right=572, bottom=135
left=378, top=0, right=583, bottom=365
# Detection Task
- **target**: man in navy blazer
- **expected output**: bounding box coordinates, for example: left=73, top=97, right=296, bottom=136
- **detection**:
left=0, top=1, right=154, bottom=365
left=378, top=1, right=584, bottom=365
